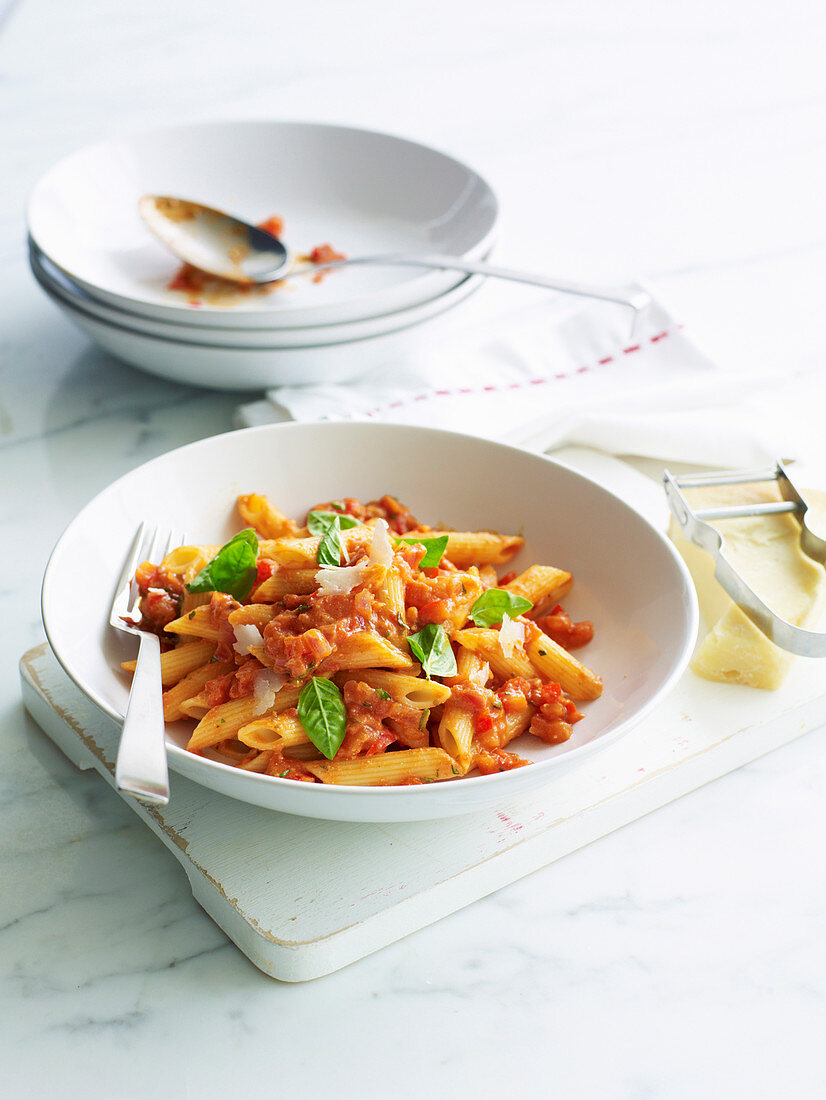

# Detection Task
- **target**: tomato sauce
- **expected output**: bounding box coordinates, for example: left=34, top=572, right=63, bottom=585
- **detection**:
left=404, top=566, right=479, bottom=629
left=308, top=243, right=346, bottom=282
left=131, top=562, right=183, bottom=636
left=306, top=494, right=422, bottom=536
left=264, top=749, right=316, bottom=782
left=166, top=213, right=347, bottom=299
left=533, top=604, right=594, bottom=650
left=502, top=676, right=583, bottom=745
left=263, top=585, right=398, bottom=680
left=473, top=748, right=530, bottom=774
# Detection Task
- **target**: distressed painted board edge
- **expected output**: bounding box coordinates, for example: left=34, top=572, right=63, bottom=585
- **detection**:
left=20, top=642, right=826, bottom=982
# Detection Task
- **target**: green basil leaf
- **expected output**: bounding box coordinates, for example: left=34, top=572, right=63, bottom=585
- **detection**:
left=469, top=589, right=533, bottom=627
left=308, top=511, right=360, bottom=568
left=396, top=533, right=449, bottom=569
left=307, top=510, right=360, bottom=535
left=317, top=522, right=344, bottom=567
left=297, top=677, right=347, bottom=760
left=186, top=528, right=259, bottom=601
left=407, top=623, right=457, bottom=679
left=376, top=689, right=391, bottom=700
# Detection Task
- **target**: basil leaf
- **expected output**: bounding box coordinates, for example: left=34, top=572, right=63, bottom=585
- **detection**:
left=316, top=523, right=343, bottom=567
left=297, top=677, right=347, bottom=760
left=397, top=533, right=449, bottom=569
left=376, top=689, right=391, bottom=700
left=307, top=510, right=360, bottom=535
left=469, top=589, right=533, bottom=627
left=407, top=623, right=457, bottom=679
left=308, top=510, right=360, bottom=568
left=186, top=528, right=259, bottom=601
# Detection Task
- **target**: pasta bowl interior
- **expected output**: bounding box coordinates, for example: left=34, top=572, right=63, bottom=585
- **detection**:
left=41, top=423, right=698, bottom=822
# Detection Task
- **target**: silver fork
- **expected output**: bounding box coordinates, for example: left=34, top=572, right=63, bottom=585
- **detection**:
left=110, top=523, right=185, bottom=805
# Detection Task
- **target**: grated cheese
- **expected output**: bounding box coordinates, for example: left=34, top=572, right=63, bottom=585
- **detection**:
left=316, top=562, right=368, bottom=596
left=498, top=616, right=526, bottom=659
left=369, top=518, right=394, bottom=567
left=232, top=623, right=264, bottom=656
left=253, top=668, right=286, bottom=714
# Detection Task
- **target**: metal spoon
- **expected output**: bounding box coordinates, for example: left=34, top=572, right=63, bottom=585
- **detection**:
left=139, top=195, right=650, bottom=315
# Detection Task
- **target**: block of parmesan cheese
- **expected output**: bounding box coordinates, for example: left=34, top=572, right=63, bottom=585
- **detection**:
left=668, top=483, right=826, bottom=689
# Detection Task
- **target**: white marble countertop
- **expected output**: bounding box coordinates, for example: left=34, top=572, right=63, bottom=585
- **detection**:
left=2, top=0, right=826, bottom=1096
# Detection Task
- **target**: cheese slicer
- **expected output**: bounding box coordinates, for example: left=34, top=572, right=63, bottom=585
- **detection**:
left=664, top=460, right=826, bottom=657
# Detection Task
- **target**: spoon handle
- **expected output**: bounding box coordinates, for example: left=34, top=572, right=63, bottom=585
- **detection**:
left=309, top=254, right=650, bottom=313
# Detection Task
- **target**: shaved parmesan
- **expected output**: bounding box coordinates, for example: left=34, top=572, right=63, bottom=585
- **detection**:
left=369, top=518, right=394, bottom=567
left=316, top=562, right=367, bottom=596
left=232, top=623, right=264, bottom=656
left=253, top=668, right=286, bottom=714
left=314, top=519, right=392, bottom=595
left=498, top=616, right=526, bottom=658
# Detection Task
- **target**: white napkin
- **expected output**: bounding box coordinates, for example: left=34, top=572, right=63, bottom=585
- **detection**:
left=236, top=286, right=792, bottom=467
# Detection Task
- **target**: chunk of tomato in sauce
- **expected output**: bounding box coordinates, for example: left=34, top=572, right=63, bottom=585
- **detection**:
left=534, top=605, right=594, bottom=650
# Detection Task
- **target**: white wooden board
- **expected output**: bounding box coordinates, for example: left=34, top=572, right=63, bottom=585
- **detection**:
left=19, top=641, right=826, bottom=982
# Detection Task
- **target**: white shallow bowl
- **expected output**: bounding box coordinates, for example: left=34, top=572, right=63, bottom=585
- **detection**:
left=30, top=242, right=484, bottom=350
left=28, top=120, right=497, bottom=328
left=34, top=268, right=484, bottom=389
left=42, top=423, right=698, bottom=822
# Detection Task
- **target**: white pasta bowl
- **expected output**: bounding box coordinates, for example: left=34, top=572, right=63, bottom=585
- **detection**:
left=30, top=268, right=486, bottom=390
left=41, top=423, right=698, bottom=822
left=27, top=120, right=497, bottom=328
left=30, top=240, right=484, bottom=351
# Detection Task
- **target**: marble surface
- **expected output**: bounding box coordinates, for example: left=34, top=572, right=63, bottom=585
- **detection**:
left=2, top=0, right=826, bottom=1096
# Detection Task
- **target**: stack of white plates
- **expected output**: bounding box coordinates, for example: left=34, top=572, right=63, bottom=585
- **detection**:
left=27, top=121, right=498, bottom=391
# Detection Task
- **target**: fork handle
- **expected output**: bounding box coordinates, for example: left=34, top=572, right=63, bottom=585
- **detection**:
left=115, top=630, right=170, bottom=805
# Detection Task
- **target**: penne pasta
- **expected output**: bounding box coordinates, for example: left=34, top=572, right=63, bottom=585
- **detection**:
left=441, top=531, right=524, bottom=568
left=258, top=525, right=373, bottom=567
left=166, top=603, right=221, bottom=641
left=497, top=705, right=534, bottom=747
left=479, top=565, right=499, bottom=587
left=187, top=683, right=302, bottom=752
left=503, top=564, right=573, bottom=609
left=333, top=631, right=413, bottom=671
left=525, top=631, right=603, bottom=701
left=162, top=658, right=234, bottom=722
left=238, top=750, right=272, bottom=772
left=160, top=544, right=220, bottom=581
left=252, top=568, right=319, bottom=602
left=179, top=691, right=211, bottom=720
left=335, top=669, right=449, bottom=709
left=124, top=490, right=598, bottom=785
left=228, top=603, right=277, bottom=630
left=452, top=627, right=536, bottom=680
left=438, top=648, right=490, bottom=771
left=304, top=747, right=458, bottom=785
left=441, top=568, right=485, bottom=632
left=237, top=493, right=300, bottom=539
left=179, top=590, right=213, bottom=616
left=122, top=638, right=216, bottom=686
left=237, top=712, right=309, bottom=751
